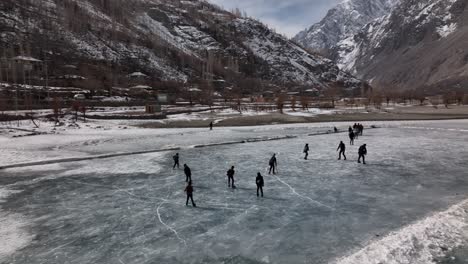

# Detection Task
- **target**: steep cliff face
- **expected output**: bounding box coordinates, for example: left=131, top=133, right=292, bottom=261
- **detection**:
left=345, top=0, right=468, bottom=92
left=294, top=0, right=397, bottom=56
left=295, top=0, right=468, bottom=92
left=0, top=0, right=364, bottom=93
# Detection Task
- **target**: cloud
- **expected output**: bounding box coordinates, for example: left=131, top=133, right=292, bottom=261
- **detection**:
left=207, top=0, right=342, bottom=38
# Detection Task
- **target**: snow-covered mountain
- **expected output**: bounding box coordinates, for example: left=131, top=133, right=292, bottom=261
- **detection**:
left=342, top=0, right=468, bottom=91
left=0, top=0, right=365, bottom=94
left=295, top=0, right=468, bottom=92
left=293, top=0, right=398, bottom=57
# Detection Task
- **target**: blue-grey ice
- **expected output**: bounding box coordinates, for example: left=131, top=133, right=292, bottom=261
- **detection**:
left=0, top=120, right=468, bottom=264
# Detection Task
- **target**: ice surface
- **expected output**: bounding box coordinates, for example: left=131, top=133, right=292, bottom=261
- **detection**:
left=0, top=120, right=467, bottom=263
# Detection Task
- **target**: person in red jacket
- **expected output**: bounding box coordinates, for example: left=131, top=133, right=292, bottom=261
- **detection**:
left=184, top=181, right=197, bottom=207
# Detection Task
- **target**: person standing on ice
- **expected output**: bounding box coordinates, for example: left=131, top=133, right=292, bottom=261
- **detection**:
left=184, top=164, right=192, bottom=182
left=303, top=144, right=310, bottom=160
left=349, top=131, right=355, bottom=145
left=256, top=172, right=264, bottom=197
left=358, top=144, right=367, bottom=164
left=209, top=121, right=213, bottom=131
left=354, top=125, right=359, bottom=140
left=185, top=181, right=197, bottom=207
left=227, top=166, right=235, bottom=188
left=268, top=154, right=277, bottom=174
left=173, top=153, right=180, bottom=169
left=337, top=141, right=347, bottom=160
left=334, top=127, right=338, bottom=133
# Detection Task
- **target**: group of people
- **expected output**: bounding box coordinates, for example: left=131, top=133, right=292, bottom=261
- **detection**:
left=348, top=123, right=364, bottom=145
left=173, top=123, right=368, bottom=207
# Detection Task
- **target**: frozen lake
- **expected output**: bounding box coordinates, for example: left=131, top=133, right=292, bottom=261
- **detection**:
left=1, top=120, right=468, bottom=263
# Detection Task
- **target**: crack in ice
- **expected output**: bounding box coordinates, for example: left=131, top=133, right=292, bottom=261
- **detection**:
left=156, top=201, right=187, bottom=247
left=273, top=175, right=334, bottom=210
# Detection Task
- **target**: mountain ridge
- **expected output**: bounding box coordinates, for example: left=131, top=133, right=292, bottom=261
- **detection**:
left=0, top=0, right=366, bottom=96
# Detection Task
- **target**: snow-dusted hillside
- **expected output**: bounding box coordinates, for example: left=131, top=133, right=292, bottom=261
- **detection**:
left=0, top=0, right=365, bottom=93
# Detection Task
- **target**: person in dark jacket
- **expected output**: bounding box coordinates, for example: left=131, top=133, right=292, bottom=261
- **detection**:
left=349, top=131, right=355, bottom=145
left=303, top=144, right=310, bottom=160
left=173, top=153, right=180, bottom=169
left=268, top=154, right=277, bottom=174
left=209, top=121, right=213, bottom=131
left=334, top=127, right=338, bottom=133
left=337, top=141, right=347, bottom=160
left=256, top=172, right=264, bottom=197
left=227, top=166, right=235, bottom=188
left=185, top=181, right=196, bottom=207
left=358, top=144, right=367, bottom=164
left=348, top=126, right=353, bottom=133
left=184, top=164, right=192, bottom=182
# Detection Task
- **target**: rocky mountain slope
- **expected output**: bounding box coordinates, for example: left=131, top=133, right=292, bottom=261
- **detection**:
left=0, top=0, right=364, bottom=95
left=343, top=0, right=468, bottom=92
left=293, top=0, right=398, bottom=60
left=295, top=0, right=468, bottom=93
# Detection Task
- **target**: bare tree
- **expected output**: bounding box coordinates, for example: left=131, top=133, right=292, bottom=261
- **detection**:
left=291, top=96, right=297, bottom=112
left=52, top=96, right=61, bottom=125
left=72, top=101, right=81, bottom=122
left=300, top=96, right=309, bottom=111
left=276, top=93, right=286, bottom=114
left=80, top=105, right=87, bottom=122
left=324, top=83, right=341, bottom=108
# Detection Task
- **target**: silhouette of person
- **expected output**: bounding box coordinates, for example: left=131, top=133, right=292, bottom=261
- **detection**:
left=184, top=164, right=192, bottom=182
left=185, top=181, right=196, bottom=207
left=227, top=166, right=235, bottom=188
left=349, top=131, right=355, bottom=145
left=303, top=144, right=310, bottom=160
left=173, top=153, right=180, bottom=169
left=256, top=172, right=264, bottom=197
left=337, top=141, right=347, bottom=160
left=358, top=144, right=367, bottom=164
left=268, top=154, right=277, bottom=174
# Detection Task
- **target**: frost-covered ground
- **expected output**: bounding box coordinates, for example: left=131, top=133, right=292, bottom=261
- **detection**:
left=0, top=120, right=467, bottom=263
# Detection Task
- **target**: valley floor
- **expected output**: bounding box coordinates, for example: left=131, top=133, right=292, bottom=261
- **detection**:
left=0, top=119, right=467, bottom=263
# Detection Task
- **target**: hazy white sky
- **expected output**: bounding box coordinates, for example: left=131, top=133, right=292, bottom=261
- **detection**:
left=207, top=0, right=342, bottom=38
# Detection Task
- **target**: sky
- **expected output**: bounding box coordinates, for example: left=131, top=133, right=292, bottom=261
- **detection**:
left=207, top=0, right=342, bottom=38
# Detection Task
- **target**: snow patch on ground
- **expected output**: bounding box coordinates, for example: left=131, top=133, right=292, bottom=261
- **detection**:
left=0, top=188, right=33, bottom=261
left=61, top=152, right=165, bottom=176
left=335, top=199, right=468, bottom=264
left=437, top=23, right=457, bottom=38
left=0, top=212, right=32, bottom=261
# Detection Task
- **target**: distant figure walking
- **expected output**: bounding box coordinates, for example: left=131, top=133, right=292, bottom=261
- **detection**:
left=184, top=164, right=192, bottom=182
left=334, top=127, right=338, bottom=133
left=337, top=141, right=347, bottom=160
left=227, top=166, right=235, bottom=188
left=268, top=154, right=277, bottom=174
left=349, top=131, right=355, bottom=145
left=173, top=153, right=180, bottom=169
left=256, top=172, right=264, bottom=197
left=303, top=144, right=310, bottom=160
left=209, top=121, right=213, bottom=131
left=358, top=144, right=367, bottom=164
left=185, top=181, right=196, bottom=207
